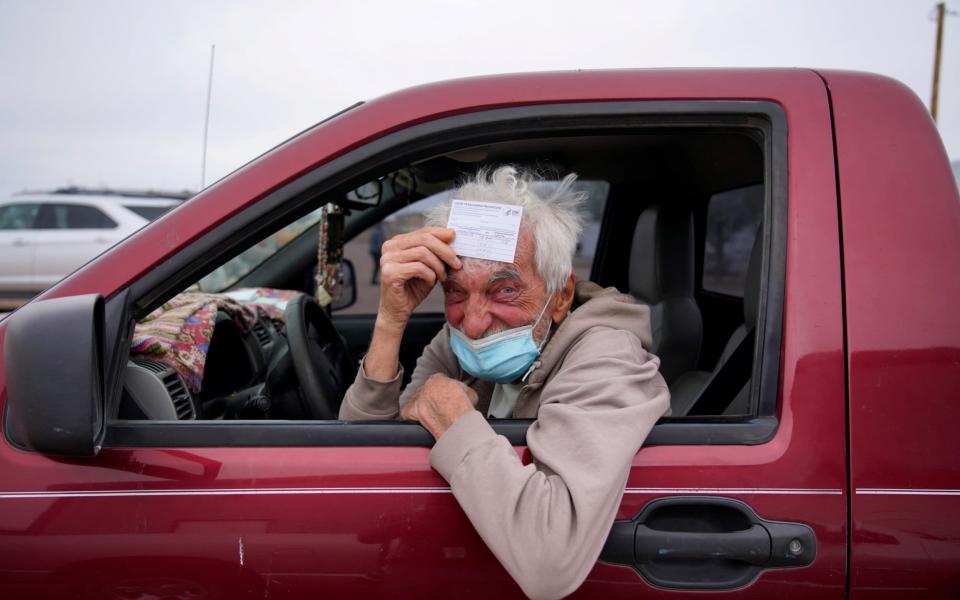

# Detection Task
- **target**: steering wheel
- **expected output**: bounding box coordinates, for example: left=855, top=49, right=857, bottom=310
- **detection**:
left=284, top=295, right=353, bottom=419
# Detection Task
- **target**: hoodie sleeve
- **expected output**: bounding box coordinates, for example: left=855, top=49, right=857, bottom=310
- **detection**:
left=429, top=327, right=670, bottom=600
left=338, top=325, right=460, bottom=420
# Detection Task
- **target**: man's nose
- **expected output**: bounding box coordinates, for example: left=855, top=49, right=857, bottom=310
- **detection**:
left=461, top=298, right=492, bottom=339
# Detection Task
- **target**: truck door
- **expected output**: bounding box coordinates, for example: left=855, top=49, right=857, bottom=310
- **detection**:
left=0, top=70, right=847, bottom=599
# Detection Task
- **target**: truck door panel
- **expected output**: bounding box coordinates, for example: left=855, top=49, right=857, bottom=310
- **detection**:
left=0, top=70, right=848, bottom=599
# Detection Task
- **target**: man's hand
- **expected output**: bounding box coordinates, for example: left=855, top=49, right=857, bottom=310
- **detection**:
left=378, top=227, right=462, bottom=328
left=401, top=373, right=479, bottom=440
left=362, top=227, right=462, bottom=382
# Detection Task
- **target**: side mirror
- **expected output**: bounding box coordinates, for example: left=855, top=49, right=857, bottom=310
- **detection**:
left=3, top=294, right=106, bottom=456
left=332, top=258, right=357, bottom=311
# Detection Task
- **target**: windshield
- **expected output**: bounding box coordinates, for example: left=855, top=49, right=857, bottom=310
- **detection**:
left=196, top=208, right=324, bottom=292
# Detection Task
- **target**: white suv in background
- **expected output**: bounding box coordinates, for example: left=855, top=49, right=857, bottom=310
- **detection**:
left=0, top=188, right=188, bottom=308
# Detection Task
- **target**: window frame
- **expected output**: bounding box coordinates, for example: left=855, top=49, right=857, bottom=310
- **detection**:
left=68, top=101, right=787, bottom=449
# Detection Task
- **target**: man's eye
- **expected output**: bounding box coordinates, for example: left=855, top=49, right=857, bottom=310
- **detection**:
left=445, top=288, right=466, bottom=303
left=500, top=287, right=515, bottom=294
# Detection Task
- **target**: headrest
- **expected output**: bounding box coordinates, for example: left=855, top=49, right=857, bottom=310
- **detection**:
left=743, top=228, right=763, bottom=325
left=629, top=204, right=695, bottom=304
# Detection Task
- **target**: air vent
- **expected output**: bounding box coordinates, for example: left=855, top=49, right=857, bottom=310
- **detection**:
left=161, top=371, right=195, bottom=420
left=252, top=320, right=272, bottom=347
left=133, top=359, right=169, bottom=375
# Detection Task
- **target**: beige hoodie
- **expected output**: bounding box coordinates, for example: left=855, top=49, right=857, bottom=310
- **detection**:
left=340, top=282, right=671, bottom=600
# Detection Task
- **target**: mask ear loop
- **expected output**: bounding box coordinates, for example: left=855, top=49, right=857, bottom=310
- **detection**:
left=522, top=297, right=553, bottom=383
left=532, top=293, right=554, bottom=352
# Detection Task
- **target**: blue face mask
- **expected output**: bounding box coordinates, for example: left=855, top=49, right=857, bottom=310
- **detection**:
left=449, top=296, right=553, bottom=384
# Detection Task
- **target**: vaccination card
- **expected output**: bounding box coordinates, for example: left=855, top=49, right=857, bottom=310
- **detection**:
left=446, top=200, right=523, bottom=263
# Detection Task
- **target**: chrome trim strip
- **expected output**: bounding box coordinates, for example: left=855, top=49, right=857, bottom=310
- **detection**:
left=0, top=486, right=852, bottom=500
left=856, top=489, right=960, bottom=496
left=0, top=487, right=453, bottom=499
left=623, top=488, right=843, bottom=495
left=10, top=487, right=955, bottom=500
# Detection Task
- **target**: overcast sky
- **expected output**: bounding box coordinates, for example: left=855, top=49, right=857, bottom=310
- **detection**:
left=1, top=0, right=956, bottom=200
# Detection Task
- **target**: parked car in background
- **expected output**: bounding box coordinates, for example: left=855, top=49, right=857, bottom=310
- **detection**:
left=0, top=188, right=189, bottom=309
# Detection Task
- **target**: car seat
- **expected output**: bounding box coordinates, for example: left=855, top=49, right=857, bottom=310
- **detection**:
left=670, top=230, right=762, bottom=416
left=628, top=203, right=703, bottom=385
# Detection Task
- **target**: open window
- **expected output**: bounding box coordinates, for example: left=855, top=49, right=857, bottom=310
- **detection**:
left=94, top=101, right=786, bottom=448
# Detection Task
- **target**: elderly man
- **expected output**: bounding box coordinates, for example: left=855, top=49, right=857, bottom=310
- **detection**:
left=339, top=166, right=670, bottom=600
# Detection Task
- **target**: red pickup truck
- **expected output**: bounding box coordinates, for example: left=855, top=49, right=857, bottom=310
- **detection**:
left=1, top=69, right=958, bottom=599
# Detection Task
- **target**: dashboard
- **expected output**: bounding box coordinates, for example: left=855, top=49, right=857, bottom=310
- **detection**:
left=120, top=312, right=285, bottom=420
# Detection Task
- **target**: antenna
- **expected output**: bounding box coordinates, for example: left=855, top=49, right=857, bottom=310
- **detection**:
left=930, top=3, right=958, bottom=123
left=201, top=44, right=216, bottom=189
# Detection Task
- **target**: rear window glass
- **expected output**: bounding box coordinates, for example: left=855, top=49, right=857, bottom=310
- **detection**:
left=124, top=205, right=175, bottom=221
left=703, top=184, right=763, bottom=297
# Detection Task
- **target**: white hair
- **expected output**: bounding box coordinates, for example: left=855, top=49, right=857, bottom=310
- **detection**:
left=426, top=165, right=585, bottom=293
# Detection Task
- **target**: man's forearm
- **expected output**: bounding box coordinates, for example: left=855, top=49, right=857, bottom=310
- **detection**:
left=337, top=316, right=407, bottom=420
left=362, top=316, right=406, bottom=380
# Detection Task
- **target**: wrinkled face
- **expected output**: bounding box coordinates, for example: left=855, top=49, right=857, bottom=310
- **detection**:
left=442, top=227, right=552, bottom=341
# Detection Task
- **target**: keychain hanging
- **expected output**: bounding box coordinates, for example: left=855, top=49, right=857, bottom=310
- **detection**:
left=315, top=203, right=345, bottom=306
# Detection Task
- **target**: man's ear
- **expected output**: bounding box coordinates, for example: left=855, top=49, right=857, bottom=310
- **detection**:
left=550, top=274, right=577, bottom=324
